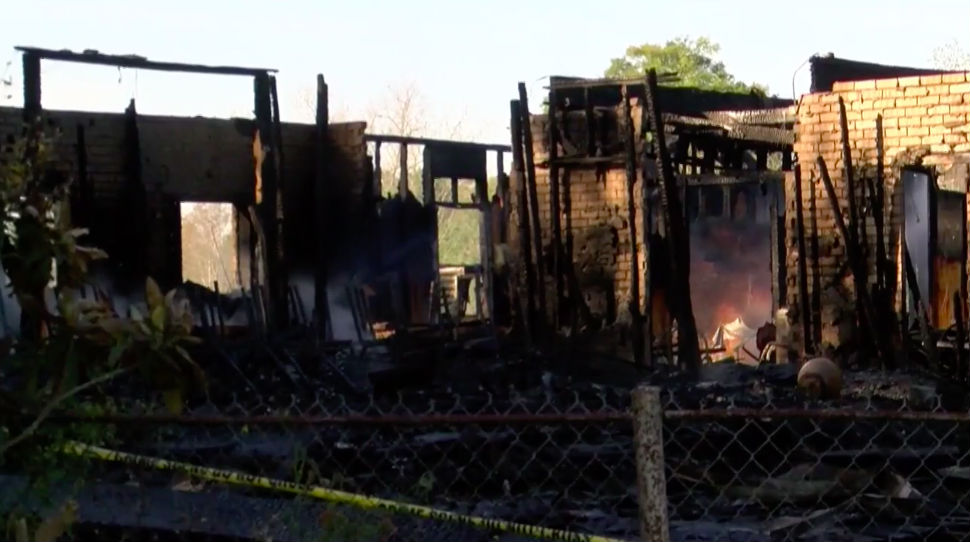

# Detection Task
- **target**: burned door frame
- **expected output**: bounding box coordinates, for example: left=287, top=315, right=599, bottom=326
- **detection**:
left=422, top=143, right=493, bottom=324
left=902, top=165, right=969, bottom=330
left=902, top=166, right=939, bottom=326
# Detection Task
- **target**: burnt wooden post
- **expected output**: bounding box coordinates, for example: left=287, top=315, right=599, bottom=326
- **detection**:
left=874, top=115, right=888, bottom=294
left=314, top=74, right=330, bottom=340
left=374, top=142, right=383, bottom=197
left=510, top=100, right=536, bottom=340
left=121, top=99, right=148, bottom=284
left=622, top=85, right=644, bottom=367
left=399, top=142, right=409, bottom=198
left=547, top=87, right=564, bottom=329
left=269, top=76, right=288, bottom=315
left=817, top=157, right=891, bottom=364
left=807, top=165, right=823, bottom=347
left=631, top=385, right=670, bottom=542
left=904, top=245, right=939, bottom=369
left=839, top=98, right=864, bottom=256
left=254, top=72, right=287, bottom=330
left=22, top=52, right=41, bottom=126
left=496, top=151, right=507, bottom=239
left=640, top=100, right=654, bottom=368
left=838, top=98, right=869, bottom=358
left=794, top=164, right=813, bottom=354
left=517, top=84, right=547, bottom=330
left=643, top=69, right=701, bottom=375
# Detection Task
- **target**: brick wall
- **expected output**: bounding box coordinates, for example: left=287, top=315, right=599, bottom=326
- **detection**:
left=0, top=105, right=370, bottom=284
left=509, top=111, right=645, bottom=335
left=790, top=72, right=970, bottom=350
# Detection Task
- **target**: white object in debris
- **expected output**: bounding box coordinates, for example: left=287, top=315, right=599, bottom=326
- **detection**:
left=710, top=317, right=758, bottom=363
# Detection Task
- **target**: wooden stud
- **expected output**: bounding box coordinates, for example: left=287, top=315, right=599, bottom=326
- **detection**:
left=518, top=83, right=547, bottom=329
left=644, top=69, right=701, bottom=376
left=622, top=84, right=644, bottom=367
left=510, top=100, right=535, bottom=340
left=548, top=87, right=564, bottom=329
left=314, top=74, right=330, bottom=341
left=794, top=164, right=813, bottom=354
left=817, top=157, right=891, bottom=364
left=399, top=143, right=409, bottom=199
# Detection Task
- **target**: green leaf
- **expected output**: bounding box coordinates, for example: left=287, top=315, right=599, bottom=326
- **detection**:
left=145, top=277, right=163, bottom=311
left=162, top=388, right=183, bottom=415
left=150, top=304, right=165, bottom=331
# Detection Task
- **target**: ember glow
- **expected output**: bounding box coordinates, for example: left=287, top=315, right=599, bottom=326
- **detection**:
left=687, top=195, right=773, bottom=360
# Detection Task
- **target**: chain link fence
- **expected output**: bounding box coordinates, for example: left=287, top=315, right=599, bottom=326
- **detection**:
left=6, top=362, right=970, bottom=542
left=662, top=396, right=970, bottom=541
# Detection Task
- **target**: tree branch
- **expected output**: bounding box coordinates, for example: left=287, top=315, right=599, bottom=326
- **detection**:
left=0, top=366, right=132, bottom=456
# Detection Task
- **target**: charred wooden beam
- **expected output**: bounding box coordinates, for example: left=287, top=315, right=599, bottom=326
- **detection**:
left=548, top=87, right=564, bottom=328
left=904, top=245, right=939, bottom=370
left=399, top=143, right=409, bottom=198
left=314, top=74, right=330, bottom=341
left=817, top=157, right=891, bottom=365
left=269, top=75, right=289, bottom=330
left=254, top=73, right=285, bottom=330
left=16, top=46, right=276, bottom=76
left=622, top=85, right=644, bottom=367
left=510, top=99, right=536, bottom=339
left=644, top=69, right=701, bottom=376
left=839, top=97, right=869, bottom=361
left=550, top=156, right=626, bottom=167
left=373, top=142, right=383, bottom=197
left=839, top=98, right=863, bottom=262
left=702, top=108, right=796, bottom=126
left=809, top=169, right=822, bottom=347
left=496, top=151, right=508, bottom=242
left=874, top=115, right=889, bottom=294
left=640, top=98, right=654, bottom=369
left=794, top=164, right=813, bottom=354
left=22, top=52, right=40, bottom=124
left=121, top=99, right=147, bottom=285
left=518, top=83, right=548, bottom=330
left=679, top=170, right=785, bottom=186
left=364, top=133, right=509, bottom=152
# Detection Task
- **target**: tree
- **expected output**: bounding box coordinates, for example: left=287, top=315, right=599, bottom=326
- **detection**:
left=605, top=36, right=768, bottom=95
left=931, top=39, right=970, bottom=70
left=180, top=202, right=238, bottom=290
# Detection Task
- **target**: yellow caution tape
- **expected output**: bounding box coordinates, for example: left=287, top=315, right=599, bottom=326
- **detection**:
left=61, top=440, right=631, bottom=542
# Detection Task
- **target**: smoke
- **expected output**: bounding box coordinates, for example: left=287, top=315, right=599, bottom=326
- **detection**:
left=688, top=189, right=774, bottom=338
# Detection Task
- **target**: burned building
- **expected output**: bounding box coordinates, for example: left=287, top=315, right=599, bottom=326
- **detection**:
left=789, top=67, right=970, bottom=356
left=506, top=76, right=794, bottom=364
left=0, top=47, right=511, bottom=349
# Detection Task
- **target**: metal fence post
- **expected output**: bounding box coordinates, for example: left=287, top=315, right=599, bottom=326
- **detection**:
left=631, top=385, right=669, bottom=542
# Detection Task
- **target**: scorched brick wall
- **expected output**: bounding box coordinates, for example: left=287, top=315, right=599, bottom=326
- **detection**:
left=510, top=113, right=645, bottom=335
left=790, top=72, right=970, bottom=351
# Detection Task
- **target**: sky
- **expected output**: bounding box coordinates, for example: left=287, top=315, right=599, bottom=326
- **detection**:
left=1, top=0, right=968, bottom=146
